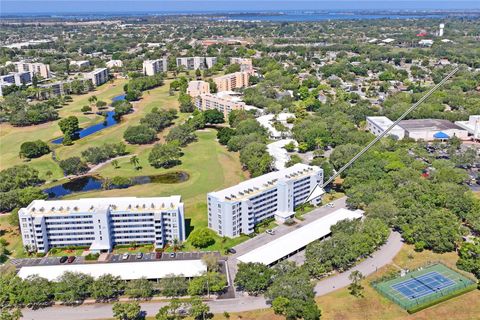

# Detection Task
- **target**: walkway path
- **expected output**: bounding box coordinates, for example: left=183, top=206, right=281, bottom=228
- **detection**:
left=21, top=230, right=403, bottom=320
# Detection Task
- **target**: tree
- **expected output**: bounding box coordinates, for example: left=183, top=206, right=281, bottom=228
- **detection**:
left=159, top=274, right=189, bottom=297
left=148, top=142, right=182, bottom=168
left=202, top=254, right=220, bottom=272
left=111, top=159, right=119, bottom=169
left=188, top=272, right=227, bottom=296
left=178, top=93, right=195, bottom=113
left=19, top=140, right=50, bottom=159
left=166, top=125, right=196, bottom=146
left=348, top=271, right=365, bottom=297
left=90, top=274, right=123, bottom=301
left=155, top=298, right=185, bottom=320
left=112, top=302, right=142, bottom=320
left=58, top=116, right=79, bottom=140
left=203, top=110, right=224, bottom=125
left=113, top=100, right=133, bottom=117
left=0, top=165, right=42, bottom=192
left=124, top=125, right=156, bottom=144
left=125, top=278, right=154, bottom=299
left=189, top=228, right=216, bottom=248
left=0, top=308, right=22, bottom=320
left=235, top=263, right=274, bottom=295
left=59, top=157, right=89, bottom=176
left=21, top=275, right=53, bottom=307
left=129, top=155, right=141, bottom=170
left=189, top=297, right=210, bottom=320
left=217, top=127, right=235, bottom=145
left=54, top=272, right=94, bottom=304
left=239, top=142, right=273, bottom=177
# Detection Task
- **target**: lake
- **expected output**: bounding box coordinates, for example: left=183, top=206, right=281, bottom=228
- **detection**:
left=51, top=94, right=126, bottom=144
left=44, top=172, right=190, bottom=198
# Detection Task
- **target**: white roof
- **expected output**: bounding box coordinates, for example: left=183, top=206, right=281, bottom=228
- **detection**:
left=267, top=139, right=296, bottom=170
left=238, top=208, right=364, bottom=265
left=455, top=115, right=480, bottom=138
left=21, top=196, right=182, bottom=216
left=209, top=164, right=320, bottom=202
left=382, top=38, right=395, bottom=43
left=17, top=260, right=206, bottom=281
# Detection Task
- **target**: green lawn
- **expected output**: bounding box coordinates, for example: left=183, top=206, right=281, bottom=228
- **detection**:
left=0, top=79, right=127, bottom=180
left=0, top=214, right=26, bottom=259
left=65, top=129, right=248, bottom=243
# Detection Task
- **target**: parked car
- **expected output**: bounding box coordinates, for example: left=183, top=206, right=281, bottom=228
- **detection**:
left=67, top=256, right=75, bottom=263
left=227, top=248, right=237, bottom=254
left=169, top=252, right=176, bottom=258
left=122, top=253, right=129, bottom=260
left=136, top=252, right=143, bottom=259
left=266, top=229, right=275, bottom=235
left=155, top=252, right=162, bottom=259
left=59, top=256, right=68, bottom=263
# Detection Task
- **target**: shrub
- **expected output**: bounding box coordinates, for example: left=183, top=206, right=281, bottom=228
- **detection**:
left=59, top=157, right=89, bottom=175
left=189, top=228, right=216, bottom=248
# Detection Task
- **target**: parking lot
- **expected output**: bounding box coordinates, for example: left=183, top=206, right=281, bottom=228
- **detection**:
left=9, top=251, right=222, bottom=269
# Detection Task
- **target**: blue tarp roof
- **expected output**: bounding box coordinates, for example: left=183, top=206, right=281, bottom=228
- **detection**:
left=434, top=131, right=450, bottom=139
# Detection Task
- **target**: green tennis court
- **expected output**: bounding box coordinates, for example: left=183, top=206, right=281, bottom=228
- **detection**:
left=372, top=263, right=476, bottom=313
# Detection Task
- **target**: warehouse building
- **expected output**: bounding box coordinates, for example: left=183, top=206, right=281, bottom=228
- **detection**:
left=19, top=196, right=185, bottom=253
left=207, top=164, right=323, bottom=237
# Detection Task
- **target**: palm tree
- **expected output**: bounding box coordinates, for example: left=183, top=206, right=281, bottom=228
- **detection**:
left=88, top=95, right=98, bottom=111
left=111, top=159, right=119, bottom=169
left=130, top=155, right=140, bottom=170
left=171, top=238, right=182, bottom=252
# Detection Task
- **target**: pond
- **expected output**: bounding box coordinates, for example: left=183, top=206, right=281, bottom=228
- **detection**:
left=51, top=95, right=126, bottom=144
left=43, top=172, right=190, bottom=199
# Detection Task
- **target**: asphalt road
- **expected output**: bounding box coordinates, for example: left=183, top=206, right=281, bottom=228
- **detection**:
left=21, top=230, right=403, bottom=320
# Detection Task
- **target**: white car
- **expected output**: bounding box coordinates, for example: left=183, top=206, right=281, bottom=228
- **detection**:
left=266, top=229, right=275, bottom=235
left=122, top=253, right=129, bottom=260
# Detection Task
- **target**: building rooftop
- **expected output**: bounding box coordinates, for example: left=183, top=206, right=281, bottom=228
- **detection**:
left=399, top=119, right=464, bottom=131
left=20, top=196, right=182, bottom=216
left=17, top=260, right=206, bottom=281
left=208, top=163, right=320, bottom=202
left=237, top=208, right=364, bottom=265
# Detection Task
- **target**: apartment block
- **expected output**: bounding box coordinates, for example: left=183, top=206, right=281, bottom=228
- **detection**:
left=14, top=61, right=51, bottom=79
left=176, top=56, right=217, bottom=70
left=84, top=68, right=108, bottom=86
left=187, top=80, right=210, bottom=97
left=0, top=71, right=32, bottom=86
left=230, top=57, right=254, bottom=72
left=213, top=71, right=250, bottom=92
left=207, top=164, right=323, bottom=237
left=194, top=92, right=245, bottom=116
left=19, top=196, right=186, bottom=253
left=143, top=58, right=168, bottom=76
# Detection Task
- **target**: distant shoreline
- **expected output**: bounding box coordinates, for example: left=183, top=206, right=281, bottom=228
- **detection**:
left=1, top=9, right=480, bottom=21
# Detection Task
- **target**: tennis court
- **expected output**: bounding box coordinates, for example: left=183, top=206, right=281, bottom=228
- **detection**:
left=372, top=263, right=476, bottom=313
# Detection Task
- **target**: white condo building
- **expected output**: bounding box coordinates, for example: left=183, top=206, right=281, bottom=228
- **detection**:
left=84, top=68, right=108, bottom=86
left=143, top=58, right=168, bottom=76
left=207, top=164, right=323, bottom=237
left=19, top=196, right=185, bottom=253
left=366, top=116, right=405, bottom=140
left=176, top=57, right=217, bottom=70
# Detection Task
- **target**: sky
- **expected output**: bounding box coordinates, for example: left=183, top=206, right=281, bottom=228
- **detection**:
left=2, top=1, right=480, bottom=15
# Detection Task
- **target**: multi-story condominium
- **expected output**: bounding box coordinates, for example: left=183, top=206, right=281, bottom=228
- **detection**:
left=187, top=80, right=210, bottom=97
left=143, top=58, right=168, bottom=76
left=207, top=164, right=323, bottom=237
left=194, top=92, right=245, bottom=117
left=70, top=60, right=90, bottom=68
left=106, top=60, right=123, bottom=68
left=84, top=68, right=108, bottom=86
left=19, top=196, right=186, bottom=253
left=14, top=61, right=51, bottom=79
left=230, top=57, right=254, bottom=72
left=176, top=57, right=217, bottom=70
left=0, top=71, right=32, bottom=86
left=213, top=71, right=251, bottom=92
